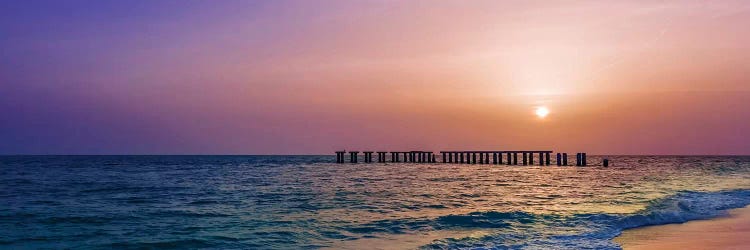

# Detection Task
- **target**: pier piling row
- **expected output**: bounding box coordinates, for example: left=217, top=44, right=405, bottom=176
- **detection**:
left=335, top=150, right=591, bottom=166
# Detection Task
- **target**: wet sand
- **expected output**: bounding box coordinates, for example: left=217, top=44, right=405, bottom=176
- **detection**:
left=614, top=206, right=750, bottom=250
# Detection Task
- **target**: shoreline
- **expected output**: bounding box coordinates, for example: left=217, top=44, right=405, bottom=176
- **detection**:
left=614, top=205, right=750, bottom=249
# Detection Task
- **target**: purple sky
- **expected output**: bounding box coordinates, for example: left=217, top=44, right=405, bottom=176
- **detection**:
left=2, top=1, right=750, bottom=155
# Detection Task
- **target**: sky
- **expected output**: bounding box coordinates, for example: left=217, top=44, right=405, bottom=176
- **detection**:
left=2, top=0, right=750, bottom=155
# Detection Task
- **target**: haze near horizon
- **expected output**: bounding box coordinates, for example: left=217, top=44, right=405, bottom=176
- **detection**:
left=2, top=0, right=750, bottom=155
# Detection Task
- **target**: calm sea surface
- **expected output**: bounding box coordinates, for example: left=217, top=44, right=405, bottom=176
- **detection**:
left=2, top=155, right=750, bottom=249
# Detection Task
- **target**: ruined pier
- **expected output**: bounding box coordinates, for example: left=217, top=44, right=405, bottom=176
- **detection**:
left=334, top=150, right=594, bottom=166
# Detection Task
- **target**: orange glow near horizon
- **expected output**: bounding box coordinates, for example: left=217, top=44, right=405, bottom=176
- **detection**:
left=2, top=1, right=750, bottom=154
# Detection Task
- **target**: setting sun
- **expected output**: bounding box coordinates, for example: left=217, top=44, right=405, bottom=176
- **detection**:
left=535, top=106, right=550, bottom=118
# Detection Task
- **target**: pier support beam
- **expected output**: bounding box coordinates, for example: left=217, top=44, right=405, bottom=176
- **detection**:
left=582, top=153, right=587, bottom=166
left=363, top=152, right=373, bottom=163
left=545, top=153, right=551, bottom=166
left=529, top=152, right=534, bottom=165
left=493, top=153, right=498, bottom=164
left=507, top=153, right=512, bottom=165
left=556, top=153, right=562, bottom=166
left=576, top=153, right=581, bottom=166
left=603, top=158, right=609, bottom=167
left=350, top=151, right=359, bottom=163
left=336, top=151, right=346, bottom=163
left=513, top=153, right=518, bottom=165
left=472, top=153, right=477, bottom=164
left=523, top=153, right=528, bottom=165
left=563, top=153, right=568, bottom=166
left=538, top=152, right=543, bottom=166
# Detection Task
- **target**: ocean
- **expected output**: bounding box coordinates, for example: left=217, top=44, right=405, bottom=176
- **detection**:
left=2, top=155, right=750, bottom=249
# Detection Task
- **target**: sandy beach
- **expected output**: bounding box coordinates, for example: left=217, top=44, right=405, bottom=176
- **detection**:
left=614, top=206, right=750, bottom=250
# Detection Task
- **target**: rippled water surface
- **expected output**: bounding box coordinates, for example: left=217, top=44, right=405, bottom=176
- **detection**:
left=2, top=155, right=750, bottom=249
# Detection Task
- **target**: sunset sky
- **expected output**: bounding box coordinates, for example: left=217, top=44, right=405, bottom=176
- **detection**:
left=2, top=0, right=750, bottom=155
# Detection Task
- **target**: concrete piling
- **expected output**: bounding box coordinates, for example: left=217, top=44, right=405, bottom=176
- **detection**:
left=603, top=158, right=609, bottom=167
left=507, top=152, right=512, bottom=165
left=562, top=153, right=568, bottom=166
left=582, top=153, right=587, bottom=166
left=350, top=151, right=359, bottom=163
left=522, top=153, right=527, bottom=165
left=336, top=151, right=346, bottom=163
left=556, top=153, right=562, bottom=166
left=363, top=151, right=372, bottom=163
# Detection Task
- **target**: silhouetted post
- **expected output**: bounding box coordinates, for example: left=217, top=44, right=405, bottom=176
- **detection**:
left=350, top=151, right=359, bottom=163
left=513, top=153, right=518, bottom=165
left=529, top=152, right=534, bottom=165
left=493, top=153, right=498, bottom=164
left=369, top=152, right=374, bottom=163
left=603, top=158, right=609, bottom=167
left=576, top=153, right=581, bottom=166
left=582, top=153, right=587, bottom=166
left=539, top=152, right=544, bottom=166
left=556, top=153, right=561, bottom=166
left=485, top=153, right=490, bottom=164
left=506, top=152, right=512, bottom=165
left=431, top=153, right=436, bottom=163
left=562, top=153, right=568, bottom=166
left=471, top=153, right=477, bottom=164
left=522, top=153, right=528, bottom=165
left=498, top=152, right=503, bottom=164
left=545, top=153, right=551, bottom=165
left=336, top=151, right=345, bottom=163
left=459, top=153, right=464, bottom=163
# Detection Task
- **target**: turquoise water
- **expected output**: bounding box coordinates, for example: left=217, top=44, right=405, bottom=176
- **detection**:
left=2, top=155, right=750, bottom=249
